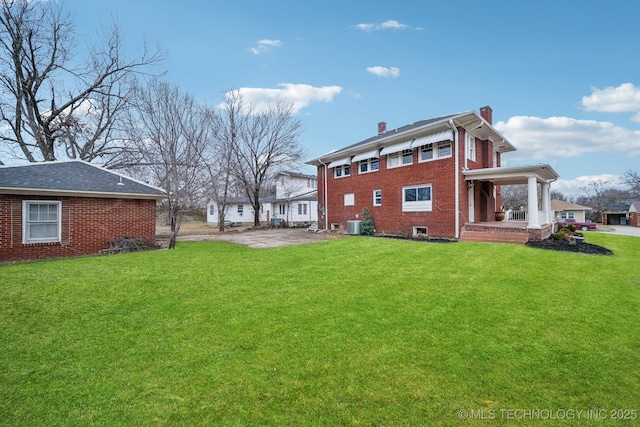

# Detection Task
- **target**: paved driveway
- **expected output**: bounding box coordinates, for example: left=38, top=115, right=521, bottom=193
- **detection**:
left=176, top=227, right=340, bottom=249
left=597, top=225, right=640, bottom=237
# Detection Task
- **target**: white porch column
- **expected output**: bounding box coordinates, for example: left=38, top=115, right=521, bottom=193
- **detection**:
left=527, top=175, right=540, bottom=228
left=541, top=181, right=550, bottom=224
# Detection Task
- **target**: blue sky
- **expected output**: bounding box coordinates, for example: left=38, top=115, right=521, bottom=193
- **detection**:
left=68, top=0, right=640, bottom=197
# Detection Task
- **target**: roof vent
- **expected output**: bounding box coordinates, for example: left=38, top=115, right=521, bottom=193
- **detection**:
left=117, top=176, right=125, bottom=186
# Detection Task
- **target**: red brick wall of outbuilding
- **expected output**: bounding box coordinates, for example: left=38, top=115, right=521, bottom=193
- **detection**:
left=0, top=195, right=157, bottom=262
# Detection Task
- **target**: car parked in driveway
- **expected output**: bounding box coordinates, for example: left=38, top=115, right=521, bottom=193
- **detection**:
left=558, top=218, right=597, bottom=231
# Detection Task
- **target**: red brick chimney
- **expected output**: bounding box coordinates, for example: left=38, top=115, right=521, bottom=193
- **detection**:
left=479, top=106, right=492, bottom=124
left=378, top=121, right=386, bottom=134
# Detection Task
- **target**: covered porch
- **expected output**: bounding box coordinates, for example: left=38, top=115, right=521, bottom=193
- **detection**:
left=461, top=164, right=559, bottom=243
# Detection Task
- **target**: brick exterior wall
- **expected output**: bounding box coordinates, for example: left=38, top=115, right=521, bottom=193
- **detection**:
left=0, top=195, right=157, bottom=262
left=630, top=211, right=639, bottom=227
left=317, top=128, right=498, bottom=239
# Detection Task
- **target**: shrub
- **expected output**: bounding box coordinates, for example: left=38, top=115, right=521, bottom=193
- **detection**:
left=360, top=207, right=375, bottom=236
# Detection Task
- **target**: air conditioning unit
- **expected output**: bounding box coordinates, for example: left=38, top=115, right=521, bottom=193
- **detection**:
left=347, top=220, right=361, bottom=235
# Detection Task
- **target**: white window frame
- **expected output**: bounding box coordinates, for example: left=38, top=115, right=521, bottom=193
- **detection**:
left=419, top=141, right=452, bottom=163
left=438, top=141, right=452, bottom=158
left=344, top=193, right=355, bottom=206
left=402, top=185, right=432, bottom=212
left=22, top=200, right=62, bottom=244
left=359, top=158, right=379, bottom=174
left=279, top=204, right=286, bottom=215
left=466, top=132, right=476, bottom=162
left=373, top=189, right=382, bottom=206
left=237, top=205, right=244, bottom=216
left=298, top=203, right=307, bottom=215
left=333, top=165, right=351, bottom=178
left=387, top=149, right=413, bottom=169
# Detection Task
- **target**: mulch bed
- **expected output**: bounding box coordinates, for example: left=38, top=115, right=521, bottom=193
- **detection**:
left=525, top=237, right=613, bottom=255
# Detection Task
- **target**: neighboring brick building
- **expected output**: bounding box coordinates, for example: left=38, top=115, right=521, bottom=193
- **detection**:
left=0, top=160, right=166, bottom=262
left=626, top=201, right=640, bottom=226
left=307, top=106, right=559, bottom=242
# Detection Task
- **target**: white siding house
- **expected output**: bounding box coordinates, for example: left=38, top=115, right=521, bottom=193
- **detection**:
left=207, top=171, right=318, bottom=226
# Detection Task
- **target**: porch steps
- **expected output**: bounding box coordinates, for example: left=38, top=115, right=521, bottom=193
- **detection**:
left=459, top=230, right=529, bottom=244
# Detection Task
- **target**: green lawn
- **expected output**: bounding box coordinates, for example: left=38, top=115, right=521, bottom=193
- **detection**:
left=1, top=233, right=639, bottom=426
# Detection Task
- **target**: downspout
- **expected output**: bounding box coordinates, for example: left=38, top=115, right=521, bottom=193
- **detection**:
left=319, top=159, right=328, bottom=230
left=449, top=119, right=460, bottom=238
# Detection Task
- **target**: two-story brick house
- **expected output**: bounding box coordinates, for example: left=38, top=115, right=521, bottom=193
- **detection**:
left=307, top=106, right=559, bottom=242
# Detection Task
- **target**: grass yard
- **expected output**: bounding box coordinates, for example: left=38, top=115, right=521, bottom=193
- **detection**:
left=1, top=233, right=639, bottom=426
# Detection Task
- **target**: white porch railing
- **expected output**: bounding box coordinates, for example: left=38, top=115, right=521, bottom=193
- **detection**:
left=507, top=210, right=527, bottom=221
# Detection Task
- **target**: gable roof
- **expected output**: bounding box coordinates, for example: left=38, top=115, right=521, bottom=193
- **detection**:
left=307, top=109, right=516, bottom=165
left=0, top=160, right=166, bottom=200
left=629, top=201, right=640, bottom=213
left=551, top=200, right=591, bottom=212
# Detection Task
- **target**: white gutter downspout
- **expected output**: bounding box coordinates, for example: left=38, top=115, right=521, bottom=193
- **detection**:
left=319, top=159, right=329, bottom=230
left=449, top=119, right=460, bottom=239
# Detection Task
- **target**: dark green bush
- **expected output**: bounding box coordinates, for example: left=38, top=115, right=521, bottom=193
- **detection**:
left=360, top=207, right=375, bottom=236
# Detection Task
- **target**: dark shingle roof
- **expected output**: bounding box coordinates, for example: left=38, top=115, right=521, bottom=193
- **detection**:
left=0, top=160, right=166, bottom=199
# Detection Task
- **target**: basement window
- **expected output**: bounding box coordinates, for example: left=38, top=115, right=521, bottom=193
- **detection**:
left=413, top=226, right=428, bottom=237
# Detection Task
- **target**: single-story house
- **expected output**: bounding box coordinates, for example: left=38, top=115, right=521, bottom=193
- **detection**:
left=207, top=171, right=318, bottom=227
left=0, top=160, right=166, bottom=262
left=306, top=106, right=559, bottom=243
left=551, top=200, right=591, bottom=222
left=628, top=201, right=640, bottom=227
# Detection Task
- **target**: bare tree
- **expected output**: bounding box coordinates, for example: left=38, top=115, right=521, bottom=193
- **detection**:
left=225, top=91, right=305, bottom=226
left=576, top=179, right=620, bottom=222
left=204, top=90, right=245, bottom=231
left=500, top=184, right=528, bottom=210
left=0, top=0, right=163, bottom=165
left=126, top=79, right=210, bottom=249
left=622, top=170, right=640, bottom=199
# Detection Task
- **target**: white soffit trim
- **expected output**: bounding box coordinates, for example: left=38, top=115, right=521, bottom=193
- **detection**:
left=327, top=157, right=351, bottom=168
left=379, top=140, right=413, bottom=156
left=411, top=129, right=454, bottom=148
left=351, top=149, right=380, bottom=163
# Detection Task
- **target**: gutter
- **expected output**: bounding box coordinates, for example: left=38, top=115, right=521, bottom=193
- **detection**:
left=449, top=119, right=460, bottom=239
left=319, top=159, right=329, bottom=230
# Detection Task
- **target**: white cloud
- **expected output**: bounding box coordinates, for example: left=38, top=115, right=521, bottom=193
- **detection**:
left=250, top=39, right=282, bottom=55
left=366, top=66, right=400, bottom=78
left=221, top=84, right=342, bottom=114
left=354, top=20, right=418, bottom=31
left=582, top=83, right=640, bottom=122
left=554, top=174, right=625, bottom=197
left=494, top=116, right=640, bottom=160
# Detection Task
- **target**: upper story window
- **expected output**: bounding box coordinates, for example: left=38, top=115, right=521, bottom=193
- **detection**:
left=334, top=165, right=351, bottom=178
left=23, top=200, right=61, bottom=244
left=419, top=141, right=451, bottom=162
left=359, top=158, right=379, bottom=174
left=307, top=178, right=316, bottom=188
left=387, top=149, right=413, bottom=168
left=466, top=132, right=476, bottom=162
